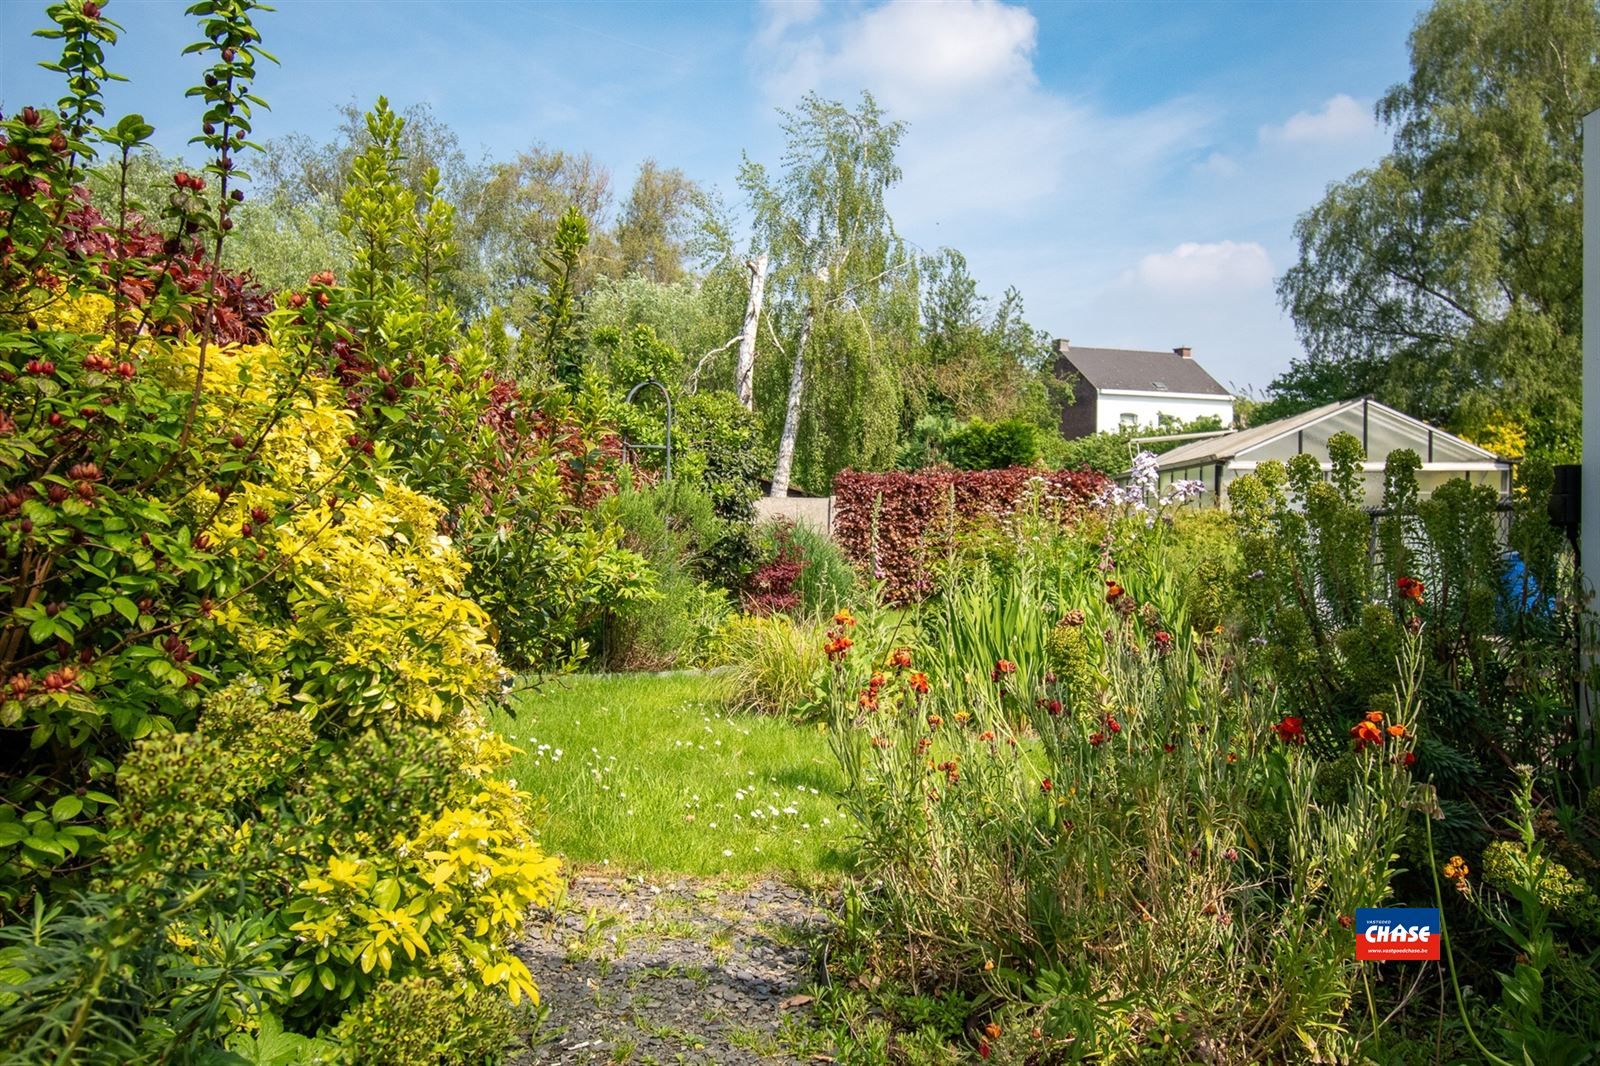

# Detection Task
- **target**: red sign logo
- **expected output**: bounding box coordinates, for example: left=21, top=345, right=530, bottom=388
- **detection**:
left=1355, top=908, right=1440, bottom=961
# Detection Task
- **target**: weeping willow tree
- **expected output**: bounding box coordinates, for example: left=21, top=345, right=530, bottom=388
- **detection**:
left=739, top=92, right=921, bottom=496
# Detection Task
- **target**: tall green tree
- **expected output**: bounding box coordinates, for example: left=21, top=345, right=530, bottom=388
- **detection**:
left=740, top=92, right=920, bottom=495
left=1273, top=0, right=1599, bottom=460
left=918, top=248, right=1063, bottom=430
left=614, top=159, right=702, bottom=284
left=469, top=144, right=615, bottom=318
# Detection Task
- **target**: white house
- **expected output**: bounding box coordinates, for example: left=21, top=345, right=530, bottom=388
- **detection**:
left=1147, top=396, right=1513, bottom=507
left=1053, top=340, right=1234, bottom=438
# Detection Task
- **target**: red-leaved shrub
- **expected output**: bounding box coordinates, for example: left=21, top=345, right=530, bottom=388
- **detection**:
left=832, top=467, right=1109, bottom=602
left=744, top=523, right=805, bottom=615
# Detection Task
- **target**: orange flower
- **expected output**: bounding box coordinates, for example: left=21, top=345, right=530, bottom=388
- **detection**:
left=868, top=672, right=886, bottom=691
left=1443, top=855, right=1469, bottom=881
left=927, top=714, right=943, bottom=729
left=1396, top=575, right=1425, bottom=604
left=984, top=1023, right=1002, bottom=1039
left=979, top=730, right=995, bottom=742
left=1105, top=579, right=1125, bottom=602
left=889, top=647, right=913, bottom=669
left=990, top=658, right=1017, bottom=681
left=833, top=608, right=858, bottom=627
left=1039, top=778, right=1052, bottom=794
left=824, top=633, right=854, bottom=661
left=1351, top=719, right=1384, bottom=750
left=1386, top=723, right=1407, bottom=739
left=858, top=691, right=879, bottom=710
left=870, top=735, right=891, bottom=749
left=907, top=671, right=930, bottom=694
left=1365, top=710, right=1385, bottom=724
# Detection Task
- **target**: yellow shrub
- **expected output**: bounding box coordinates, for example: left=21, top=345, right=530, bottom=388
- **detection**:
left=281, top=723, right=559, bottom=1007
left=101, top=338, right=561, bottom=1019
left=151, top=340, right=503, bottom=722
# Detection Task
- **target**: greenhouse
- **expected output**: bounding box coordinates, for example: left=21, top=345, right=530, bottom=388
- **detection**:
left=1147, top=396, right=1514, bottom=507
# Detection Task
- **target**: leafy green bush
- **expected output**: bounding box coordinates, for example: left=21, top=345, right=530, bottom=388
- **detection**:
left=1057, top=413, right=1227, bottom=475
left=1166, top=508, right=1243, bottom=634
left=1228, top=439, right=1577, bottom=770
left=603, top=477, right=732, bottom=670
left=615, top=388, right=767, bottom=588
left=327, top=97, right=646, bottom=672
left=331, top=976, right=523, bottom=1066
left=938, top=416, right=1041, bottom=470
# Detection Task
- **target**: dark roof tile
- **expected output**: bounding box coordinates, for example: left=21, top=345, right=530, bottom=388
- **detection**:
left=1054, top=343, right=1230, bottom=397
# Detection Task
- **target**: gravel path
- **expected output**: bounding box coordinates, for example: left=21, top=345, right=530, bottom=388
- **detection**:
left=515, top=873, right=836, bottom=1065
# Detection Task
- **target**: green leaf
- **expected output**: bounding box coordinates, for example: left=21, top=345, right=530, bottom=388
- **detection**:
left=112, top=596, right=139, bottom=623
left=23, top=835, right=65, bottom=860
left=51, top=795, right=83, bottom=822
left=372, top=878, right=400, bottom=910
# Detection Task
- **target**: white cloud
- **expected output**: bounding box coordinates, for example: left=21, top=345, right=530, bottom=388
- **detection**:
left=1259, top=94, right=1374, bottom=145
left=757, top=0, right=823, bottom=48
left=752, top=0, right=1214, bottom=224
left=794, top=0, right=1039, bottom=113
left=1194, top=151, right=1240, bottom=178
left=1129, top=240, right=1274, bottom=292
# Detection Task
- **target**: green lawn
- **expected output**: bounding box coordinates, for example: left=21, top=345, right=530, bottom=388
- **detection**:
left=491, top=671, right=851, bottom=877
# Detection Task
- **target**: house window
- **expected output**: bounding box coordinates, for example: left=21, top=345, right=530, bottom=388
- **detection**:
left=1119, top=413, right=1138, bottom=428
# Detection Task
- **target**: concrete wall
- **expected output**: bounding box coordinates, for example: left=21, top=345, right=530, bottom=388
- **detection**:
left=1093, top=391, right=1234, bottom=435
left=753, top=495, right=834, bottom=536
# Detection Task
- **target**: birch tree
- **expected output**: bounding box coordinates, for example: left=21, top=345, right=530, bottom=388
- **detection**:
left=739, top=93, right=918, bottom=497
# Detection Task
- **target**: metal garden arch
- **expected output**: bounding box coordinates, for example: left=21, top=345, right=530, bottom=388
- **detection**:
left=620, top=379, right=673, bottom=481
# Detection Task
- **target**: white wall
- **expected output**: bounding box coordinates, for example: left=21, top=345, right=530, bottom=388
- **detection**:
left=1095, top=390, right=1234, bottom=435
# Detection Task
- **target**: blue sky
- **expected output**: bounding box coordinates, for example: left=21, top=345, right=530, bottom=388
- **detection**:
left=1, top=0, right=1428, bottom=391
